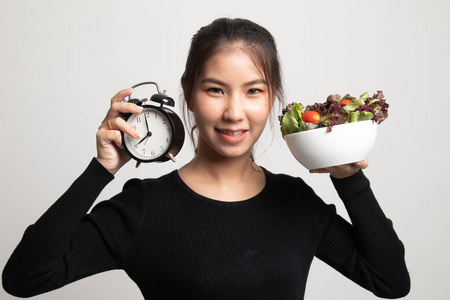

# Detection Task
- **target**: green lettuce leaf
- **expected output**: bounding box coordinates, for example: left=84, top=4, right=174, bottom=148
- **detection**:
left=280, top=102, right=304, bottom=138
left=348, top=111, right=374, bottom=123
left=357, top=92, right=370, bottom=104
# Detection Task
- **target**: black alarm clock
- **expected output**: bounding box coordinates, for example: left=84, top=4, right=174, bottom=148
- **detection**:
left=121, top=82, right=185, bottom=167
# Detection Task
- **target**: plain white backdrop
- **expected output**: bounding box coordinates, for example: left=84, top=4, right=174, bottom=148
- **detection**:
left=1, top=0, right=448, bottom=299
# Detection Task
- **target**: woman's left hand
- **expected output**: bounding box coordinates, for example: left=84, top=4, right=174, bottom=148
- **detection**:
left=309, top=158, right=369, bottom=179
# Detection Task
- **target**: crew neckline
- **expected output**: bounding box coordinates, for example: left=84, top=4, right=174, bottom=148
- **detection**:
left=172, top=167, right=271, bottom=207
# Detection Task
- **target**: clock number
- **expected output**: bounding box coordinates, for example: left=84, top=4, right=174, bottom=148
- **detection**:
left=136, top=117, right=142, bottom=123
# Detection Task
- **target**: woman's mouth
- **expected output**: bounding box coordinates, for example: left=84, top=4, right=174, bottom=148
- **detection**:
left=218, top=129, right=246, bottom=136
left=216, top=129, right=248, bottom=142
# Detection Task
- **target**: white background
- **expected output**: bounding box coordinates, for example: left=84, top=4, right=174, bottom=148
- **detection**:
left=1, top=0, right=448, bottom=299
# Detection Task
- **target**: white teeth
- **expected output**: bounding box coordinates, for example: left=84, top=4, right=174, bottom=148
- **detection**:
left=220, top=130, right=245, bottom=137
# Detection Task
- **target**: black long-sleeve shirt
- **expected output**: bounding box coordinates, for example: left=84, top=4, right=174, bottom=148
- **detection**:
left=2, top=158, right=410, bottom=299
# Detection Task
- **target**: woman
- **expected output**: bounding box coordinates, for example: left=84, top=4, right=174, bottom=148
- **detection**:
left=3, top=18, right=410, bottom=299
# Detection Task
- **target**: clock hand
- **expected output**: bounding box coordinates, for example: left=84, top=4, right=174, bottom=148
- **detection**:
left=137, top=130, right=152, bottom=145
left=137, top=136, right=148, bottom=145
left=137, top=112, right=152, bottom=147
left=144, top=112, right=151, bottom=133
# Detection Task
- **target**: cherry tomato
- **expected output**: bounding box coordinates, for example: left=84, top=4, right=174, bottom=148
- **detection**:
left=301, top=111, right=321, bottom=123
left=339, top=100, right=353, bottom=106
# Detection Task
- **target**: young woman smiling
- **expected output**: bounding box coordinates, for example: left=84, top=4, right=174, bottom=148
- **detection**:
left=179, top=45, right=271, bottom=201
left=3, top=18, right=410, bottom=299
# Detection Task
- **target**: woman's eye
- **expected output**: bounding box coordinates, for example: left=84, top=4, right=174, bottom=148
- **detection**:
left=248, top=88, right=263, bottom=95
left=206, top=88, right=224, bottom=95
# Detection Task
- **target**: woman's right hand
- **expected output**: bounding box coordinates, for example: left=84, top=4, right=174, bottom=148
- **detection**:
left=96, top=88, right=143, bottom=174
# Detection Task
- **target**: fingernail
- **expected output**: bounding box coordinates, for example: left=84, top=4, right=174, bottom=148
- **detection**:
left=136, top=106, right=143, bottom=113
left=133, top=131, right=141, bottom=139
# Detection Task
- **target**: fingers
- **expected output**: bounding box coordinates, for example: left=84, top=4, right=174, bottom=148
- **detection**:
left=111, top=101, right=144, bottom=115
left=102, top=101, right=143, bottom=124
left=101, top=117, right=140, bottom=139
left=111, top=88, right=133, bottom=104
left=309, top=158, right=369, bottom=179
left=97, top=128, right=124, bottom=149
left=102, top=88, right=143, bottom=123
left=95, top=88, right=141, bottom=174
left=355, top=158, right=369, bottom=169
left=99, top=88, right=143, bottom=139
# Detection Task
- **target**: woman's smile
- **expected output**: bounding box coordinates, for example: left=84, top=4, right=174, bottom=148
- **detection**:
left=216, top=128, right=248, bottom=142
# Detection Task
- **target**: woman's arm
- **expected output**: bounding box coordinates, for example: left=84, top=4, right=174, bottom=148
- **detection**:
left=2, top=159, right=147, bottom=297
left=2, top=159, right=114, bottom=296
left=3, top=88, right=145, bottom=297
left=315, top=169, right=410, bottom=298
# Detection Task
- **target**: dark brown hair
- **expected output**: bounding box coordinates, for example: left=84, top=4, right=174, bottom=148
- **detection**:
left=180, top=18, right=284, bottom=150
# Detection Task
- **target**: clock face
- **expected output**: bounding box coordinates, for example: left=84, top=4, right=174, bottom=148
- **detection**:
left=123, top=107, right=173, bottom=162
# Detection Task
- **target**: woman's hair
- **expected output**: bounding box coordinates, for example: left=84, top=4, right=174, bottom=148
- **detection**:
left=180, top=17, right=285, bottom=151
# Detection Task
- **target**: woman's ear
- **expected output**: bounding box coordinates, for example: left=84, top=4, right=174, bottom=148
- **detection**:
left=182, top=81, right=194, bottom=112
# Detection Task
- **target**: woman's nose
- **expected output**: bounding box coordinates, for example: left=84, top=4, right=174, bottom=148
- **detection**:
left=223, top=94, right=245, bottom=121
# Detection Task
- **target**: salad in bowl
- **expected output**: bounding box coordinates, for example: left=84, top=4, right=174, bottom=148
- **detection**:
left=279, top=91, right=389, bottom=169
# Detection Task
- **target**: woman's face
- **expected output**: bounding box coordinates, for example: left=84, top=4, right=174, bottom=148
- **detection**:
left=187, top=45, right=272, bottom=160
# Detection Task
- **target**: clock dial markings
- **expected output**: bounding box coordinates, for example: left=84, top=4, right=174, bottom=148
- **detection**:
left=123, top=107, right=173, bottom=161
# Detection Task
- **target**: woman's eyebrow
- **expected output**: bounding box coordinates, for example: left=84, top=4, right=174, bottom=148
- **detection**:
left=243, top=79, right=267, bottom=87
left=200, top=78, right=267, bottom=87
left=200, top=78, right=229, bottom=88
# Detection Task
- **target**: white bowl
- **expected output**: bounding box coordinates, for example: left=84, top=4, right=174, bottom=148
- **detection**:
left=285, top=120, right=377, bottom=169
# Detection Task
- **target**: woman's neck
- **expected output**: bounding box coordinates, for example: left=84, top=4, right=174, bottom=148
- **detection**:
left=190, top=153, right=257, bottom=182
left=178, top=145, right=265, bottom=202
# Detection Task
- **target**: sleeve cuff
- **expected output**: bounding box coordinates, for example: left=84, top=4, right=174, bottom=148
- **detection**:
left=330, top=169, right=372, bottom=203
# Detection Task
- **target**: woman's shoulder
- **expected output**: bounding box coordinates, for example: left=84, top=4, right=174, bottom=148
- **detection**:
left=262, top=167, right=310, bottom=189
left=122, top=169, right=178, bottom=192
left=92, top=170, right=180, bottom=216
left=261, top=167, right=335, bottom=220
left=261, top=167, right=322, bottom=203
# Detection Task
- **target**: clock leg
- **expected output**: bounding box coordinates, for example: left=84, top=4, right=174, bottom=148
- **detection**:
left=166, top=152, right=176, bottom=162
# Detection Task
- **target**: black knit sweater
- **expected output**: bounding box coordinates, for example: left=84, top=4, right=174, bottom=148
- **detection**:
left=2, top=158, right=410, bottom=299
